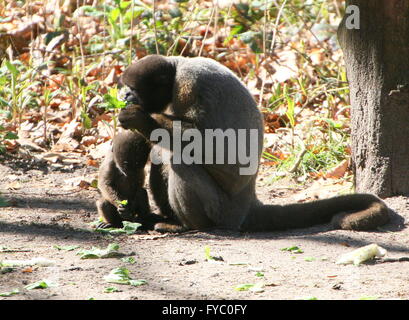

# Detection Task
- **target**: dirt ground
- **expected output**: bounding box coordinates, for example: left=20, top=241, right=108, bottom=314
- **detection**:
left=1, top=153, right=409, bottom=301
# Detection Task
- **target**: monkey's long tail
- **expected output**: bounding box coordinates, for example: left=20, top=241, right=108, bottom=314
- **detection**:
left=241, top=194, right=390, bottom=232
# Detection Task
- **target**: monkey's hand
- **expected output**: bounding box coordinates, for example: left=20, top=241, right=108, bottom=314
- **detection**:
left=118, top=104, right=156, bottom=133
left=117, top=201, right=135, bottom=221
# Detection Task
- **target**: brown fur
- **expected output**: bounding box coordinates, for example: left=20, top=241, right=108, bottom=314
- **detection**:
left=118, top=55, right=390, bottom=233
left=96, top=130, right=151, bottom=228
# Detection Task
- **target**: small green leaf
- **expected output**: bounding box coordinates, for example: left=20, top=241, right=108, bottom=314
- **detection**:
left=103, top=94, right=127, bottom=110
left=5, top=61, right=18, bottom=77
left=124, top=8, right=145, bottom=23
left=0, top=267, right=14, bottom=274
left=234, top=282, right=264, bottom=292
left=44, top=31, right=66, bottom=45
left=281, top=246, right=304, bottom=253
left=104, top=287, right=121, bottom=293
left=104, top=267, right=132, bottom=284
left=81, top=111, right=92, bottom=129
left=94, top=221, right=141, bottom=235
left=78, top=5, right=105, bottom=18
left=234, top=283, right=255, bottom=291
left=4, top=132, right=18, bottom=140
left=104, top=267, right=147, bottom=287
left=229, top=262, right=248, bottom=266
left=90, top=179, right=98, bottom=189
left=304, top=257, right=315, bottom=262
left=129, top=279, right=147, bottom=287
left=122, top=221, right=142, bottom=235
left=54, top=245, right=80, bottom=251
left=0, top=197, right=8, bottom=207
left=281, top=246, right=299, bottom=251
left=119, top=0, right=131, bottom=10
left=204, top=245, right=212, bottom=260
left=204, top=245, right=223, bottom=261
left=1, top=257, right=55, bottom=267
left=121, top=256, right=136, bottom=264
left=117, top=199, right=128, bottom=206
left=108, top=7, right=121, bottom=24
left=0, top=289, right=19, bottom=297
left=359, top=296, right=379, bottom=300
left=25, top=280, right=55, bottom=290
left=76, top=243, right=124, bottom=259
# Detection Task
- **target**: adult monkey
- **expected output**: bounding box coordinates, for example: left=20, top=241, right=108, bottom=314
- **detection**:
left=118, top=55, right=390, bottom=232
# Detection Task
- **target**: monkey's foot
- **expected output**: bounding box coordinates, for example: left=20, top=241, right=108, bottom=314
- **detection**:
left=154, top=222, right=187, bottom=233
left=133, top=213, right=166, bottom=230
left=96, top=221, right=123, bottom=229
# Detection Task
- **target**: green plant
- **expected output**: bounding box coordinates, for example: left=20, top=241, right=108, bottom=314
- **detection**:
left=61, top=74, right=101, bottom=131
left=0, top=60, right=39, bottom=126
left=100, top=87, right=127, bottom=136
left=42, top=88, right=58, bottom=144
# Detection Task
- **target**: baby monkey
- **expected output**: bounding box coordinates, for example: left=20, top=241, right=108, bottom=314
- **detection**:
left=96, top=129, right=151, bottom=228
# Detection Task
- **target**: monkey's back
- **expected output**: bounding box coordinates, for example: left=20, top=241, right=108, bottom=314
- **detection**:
left=169, top=57, right=264, bottom=207
left=171, top=57, right=263, bottom=133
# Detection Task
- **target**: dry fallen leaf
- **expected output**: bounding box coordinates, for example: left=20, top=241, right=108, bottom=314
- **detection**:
left=86, top=158, right=99, bottom=168
left=81, top=136, right=98, bottom=147
left=271, top=48, right=299, bottom=83
left=17, top=138, right=47, bottom=152
left=78, top=180, right=91, bottom=189
left=324, top=160, right=349, bottom=179
left=22, top=267, right=33, bottom=273
left=309, top=48, right=325, bottom=65
left=52, top=120, right=82, bottom=152
left=37, top=152, right=61, bottom=163
left=104, top=67, right=120, bottom=86
left=52, top=140, right=80, bottom=152
left=88, top=140, right=112, bottom=160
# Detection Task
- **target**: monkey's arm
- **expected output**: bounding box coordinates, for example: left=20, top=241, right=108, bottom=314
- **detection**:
left=99, top=162, right=139, bottom=222
left=97, top=155, right=127, bottom=228
left=119, top=105, right=249, bottom=195
left=118, top=104, right=195, bottom=142
left=98, top=155, right=124, bottom=207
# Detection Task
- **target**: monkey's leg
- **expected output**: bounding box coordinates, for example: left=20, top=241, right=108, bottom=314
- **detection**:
left=96, top=198, right=123, bottom=229
left=130, top=188, right=168, bottom=230
left=148, top=163, right=187, bottom=232
left=166, top=163, right=226, bottom=231
left=149, top=163, right=175, bottom=219
left=133, top=188, right=151, bottom=218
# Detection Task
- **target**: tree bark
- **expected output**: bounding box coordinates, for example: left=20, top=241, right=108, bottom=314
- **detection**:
left=338, top=0, right=409, bottom=197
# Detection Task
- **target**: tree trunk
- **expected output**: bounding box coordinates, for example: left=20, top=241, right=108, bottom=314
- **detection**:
left=338, top=0, right=409, bottom=197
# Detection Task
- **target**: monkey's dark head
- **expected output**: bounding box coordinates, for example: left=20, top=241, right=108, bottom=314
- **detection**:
left=121, top=55, right=176, bottom=113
